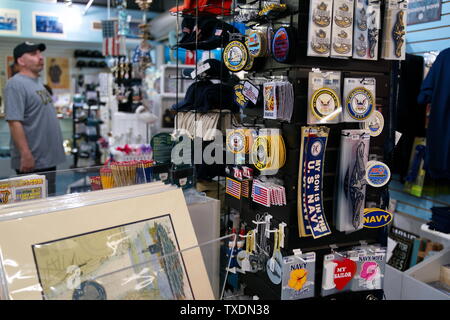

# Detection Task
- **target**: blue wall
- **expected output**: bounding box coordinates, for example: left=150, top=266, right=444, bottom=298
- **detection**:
left=407, top=1, right=450, bottom=54
left=0, top=0, right=158, bottom=43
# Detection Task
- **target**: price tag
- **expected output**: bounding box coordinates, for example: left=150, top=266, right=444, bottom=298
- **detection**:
left=190, top=62, right=211, bottom=79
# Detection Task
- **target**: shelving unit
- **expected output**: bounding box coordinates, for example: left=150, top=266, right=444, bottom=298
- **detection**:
left=223, top=0, right=397, bottom=300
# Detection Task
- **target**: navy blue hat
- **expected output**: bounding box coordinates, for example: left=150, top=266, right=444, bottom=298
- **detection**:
left=178, top=17, right=239, bottom=51
left=172, top=80, right=238, bottom=113
left=14, top=41, right=46, bottom=62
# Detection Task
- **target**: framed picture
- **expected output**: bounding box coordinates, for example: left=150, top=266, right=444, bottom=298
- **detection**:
left=32, top=12, right=65, bottom=38
left=5, top=56, right=15, bottom=79
left=0, top=186, right=214, bottom=300
left=45, top=57, right=70, bottom=90
left=0, top=8, right=20, bottom=35
left=407, top=0, right=442, bottom=25
left=127, top=21, right=142, bottom=39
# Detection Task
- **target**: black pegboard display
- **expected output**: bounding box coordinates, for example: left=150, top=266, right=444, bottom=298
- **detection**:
left=224, top=0, right=400, bottom=300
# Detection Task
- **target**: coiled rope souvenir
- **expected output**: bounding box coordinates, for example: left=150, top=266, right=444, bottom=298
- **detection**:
left=297, top=126, right=331, bottom=238
left=251, top=129, right=286, bottom=173
left=335, top=130, right=370, bottom=232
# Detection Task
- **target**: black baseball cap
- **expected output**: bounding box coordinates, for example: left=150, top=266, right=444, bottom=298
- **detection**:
left=14, top=41, right=46, bottom=62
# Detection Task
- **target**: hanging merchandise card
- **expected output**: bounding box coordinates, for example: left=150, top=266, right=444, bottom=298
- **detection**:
left=381, top=0, right=408, bottom=60
left=321, top=250, right=358, bottom=296
left=308, top=0, right=333, bottom=57
left=281, top=252, right=316, bottom=300
left=335, top=129, right=370, bottom=232
left=264, top=82, right=278, bottom=119
left=0, top=175, right=47, bottom=205
left=307, top=70, right=342, bottom=124
left=243, top=81, right=260, bottom=105
left=298, top=126, right=332, bottom=238
left=343, top=78, right=376, bottom=122
left=351, top=245, right=386, bottom=292
left=353, top=0, right=381, bottom=60
left=331, top=0, right=354, bottom=57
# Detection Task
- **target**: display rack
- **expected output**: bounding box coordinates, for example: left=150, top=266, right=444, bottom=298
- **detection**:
left=222, top=0, right=399, bottom=300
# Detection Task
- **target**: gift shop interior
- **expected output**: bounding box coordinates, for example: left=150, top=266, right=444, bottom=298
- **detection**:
left=0, top=0, right=448, bottom=301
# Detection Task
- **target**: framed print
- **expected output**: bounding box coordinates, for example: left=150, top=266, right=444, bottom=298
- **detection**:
left=0, top=9, right=20, bottom=35
left=0, top=187, right=214, bottom=300
left=46, top=57, right=70, bottom=90
left=407, top=0, right=442, bottom=25
left=32, top=12, right=65, bottom=38
left=127, top=21, right=142, bottom=39
left=6, top=56, right=15, bottom=79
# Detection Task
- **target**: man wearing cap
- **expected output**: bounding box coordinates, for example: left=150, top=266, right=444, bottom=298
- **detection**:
left=4, top=42, right=65, bottom=195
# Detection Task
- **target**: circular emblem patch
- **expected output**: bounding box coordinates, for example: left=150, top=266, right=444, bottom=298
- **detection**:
left=247, top=30, right=266, bottom=58
left=346, top=87, right=374, bottom=121
left=310, top=88, right=340, bottom=120
left=223, top=40, right=249, bottom=72
left=227, top=129, right=246, bottom=154
left=361, top=110, right=384, bottom=137
left=311, top=141, right=323, bottom=157
left=272, top=27, right=291, bottom=63
left=365, top=161, right=391, bottom=187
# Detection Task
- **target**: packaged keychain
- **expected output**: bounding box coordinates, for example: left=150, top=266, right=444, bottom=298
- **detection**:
left=353, top=0, right=381, bottom=60
left=381, top=0, right=408, bottom=60
left=343, top=78, right=376, bottom=122
left=298, top=126, right=332, bottom=238
left=335, top=129, right=370, bottom=232
left=281, top=251, right=316, bottom=300
left=351, top=244, right=386, bottom=291
left=307, top=70, right=342, bottom=124
left=266, top=230, right=283, bottom=285
left=308, top=0, right=333, bottom=57
left=331, top=0, right=355, bottom=57
left=321, top=249, right=358, bottom=296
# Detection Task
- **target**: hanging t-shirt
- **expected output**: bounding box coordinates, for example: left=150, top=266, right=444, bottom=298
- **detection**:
left=417, top=47, right=450, bottom=180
